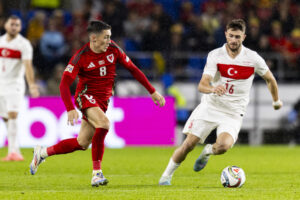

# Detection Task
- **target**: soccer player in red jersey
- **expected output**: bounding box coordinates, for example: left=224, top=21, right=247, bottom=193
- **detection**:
left=30, top=20, right=166, bottom=186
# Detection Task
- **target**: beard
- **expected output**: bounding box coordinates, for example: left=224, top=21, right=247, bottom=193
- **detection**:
left=7, top=31, right=18, bottom=38
left=228, top=43, right=241, bottom=52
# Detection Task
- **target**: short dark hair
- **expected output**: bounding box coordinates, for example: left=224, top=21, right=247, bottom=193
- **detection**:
left=87, top=20, right=111, bottom=34
left=7, top=15, right=21, bottom=21
left=226, top=19, right=246, bottom=32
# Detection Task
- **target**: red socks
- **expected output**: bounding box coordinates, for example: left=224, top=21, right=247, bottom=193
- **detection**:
left=92, top=128, right=108, bottom=170
left=47, top=138, right=83, bottom=156
left=45, top=128, right=108, bottom=171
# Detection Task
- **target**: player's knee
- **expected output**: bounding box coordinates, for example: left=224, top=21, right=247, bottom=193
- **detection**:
left=95, top=117, right=110, bottom=130
left=182, top=141, right=196, bottom=153
left=77, top=139, right=90, bottom=150
left=8, top=112, right=18, bottom=119
left=215, top=143, right=231, bottom=154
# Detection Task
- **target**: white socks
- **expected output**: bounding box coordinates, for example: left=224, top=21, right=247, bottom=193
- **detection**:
left=162, top=158, right=180, bottom=177
left=204, top=144, right=214, bottom=155
left=7, top=119, right=19, bottom=154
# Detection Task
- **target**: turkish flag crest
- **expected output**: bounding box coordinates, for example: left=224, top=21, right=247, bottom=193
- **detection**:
left=217, top=64, right=254, bottom=79
left=107, top=54, right=114, bottom=63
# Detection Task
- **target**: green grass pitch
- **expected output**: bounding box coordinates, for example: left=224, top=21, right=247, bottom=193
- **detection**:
left=1, top=145, right=300, bottom=200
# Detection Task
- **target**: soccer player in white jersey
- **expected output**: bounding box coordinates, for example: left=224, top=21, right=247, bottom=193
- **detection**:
left=0, top=15, right=39, bottom=161
left=159, top=19, right=283, bottom=185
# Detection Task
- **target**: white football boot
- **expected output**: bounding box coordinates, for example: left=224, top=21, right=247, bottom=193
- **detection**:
left=30, top=146, right=45, bottom=175
left=91, top=171, right=108, bottom=187
left=159, top=176, right=172, bottom=185
left=193, top=145, right=211, bottom=172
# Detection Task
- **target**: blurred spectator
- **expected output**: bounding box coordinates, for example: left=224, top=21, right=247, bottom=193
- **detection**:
left=186, top=17, right=213, bottom=51
left=0, top=15, right=6, bottom=35
left=39, top=17, right=66, bottom=79
left=101, top=1, right=126, bottom=39
left=151, top=3, right=173, bottom=37
left=141, top=20, right=166, bottom=51
left=179, top=1, right=196, bottom=28
left=268, top=21, right=287, bottom=52
left=26, top=10, right=46, bottom=47
left=165, top=23, right=188, bottom=80
left=46, top=63, right=65, bottom=95
left=127, top=0, right=154, bottom=18
left=258, top=35, right=272, bottom=53
left=200, top=1, right=220, bottom=36
left=52, top=9, right=65, bottom=33
left=244, top=17, right=261, bottom=51
left=272, top=0, right=294, bottom=35
left=123, top=10, right=150, bottom=44
left=47, top=63, right=77, bottom=95
left=65, top=11, right=88, bottom=55
left=255, top=3, right=273, bottom=34
left=282, top=28, right=300, bottom=69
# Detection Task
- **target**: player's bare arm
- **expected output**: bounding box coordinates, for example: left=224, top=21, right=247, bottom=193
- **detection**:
left=23, top=59, right=39, bottom=97
left=151, top=91, right=166, bottom=107
left=262, top=70, right=282, bottom=110
left=198, top=74, right=226, bottom=96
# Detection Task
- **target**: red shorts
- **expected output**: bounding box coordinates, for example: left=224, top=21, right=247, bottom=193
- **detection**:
left=75, top=93, right=109, bottom=121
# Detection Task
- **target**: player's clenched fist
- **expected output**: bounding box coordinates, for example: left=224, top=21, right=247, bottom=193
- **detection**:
left=213, top=85, right=226, bottom=96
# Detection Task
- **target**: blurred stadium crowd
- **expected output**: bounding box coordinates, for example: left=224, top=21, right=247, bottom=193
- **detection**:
left=0, top=0, right=299, bottom=95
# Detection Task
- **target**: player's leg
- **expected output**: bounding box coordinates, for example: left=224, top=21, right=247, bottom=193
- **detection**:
left=194, top=133, right=234, bottom=172
left=159, top=118, right=216, bottom=185
left=6, top=111, right=23, bottom=160
left=1, top=93, right=24, bottom=161
left=194, top=118, right=241, bottom=172
left=212, top=132, right=234, bottom=154
left=159, top=133, right=200, bottom=185
left=30, top=119, right=94, bottom=175
left=84, top=107, right=110, bottom=186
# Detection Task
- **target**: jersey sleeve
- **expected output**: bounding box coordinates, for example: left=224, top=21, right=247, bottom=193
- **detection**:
left=21, top=40, right=33, bottom=60
left=63, top=53, right=81, bottom=79
left=254, top=52, right=269, bottom=76
left=114, top=42, right=155, bottom=94
left=203, top=51, right=218, bottom=78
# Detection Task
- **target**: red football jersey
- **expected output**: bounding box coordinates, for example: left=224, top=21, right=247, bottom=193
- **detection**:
left=62, top=40, right=155, bottom=105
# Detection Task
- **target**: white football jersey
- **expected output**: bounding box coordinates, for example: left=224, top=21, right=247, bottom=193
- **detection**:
left=0, top=33, right=33, bottom=95
left=201, top=44, right=269, bottom=115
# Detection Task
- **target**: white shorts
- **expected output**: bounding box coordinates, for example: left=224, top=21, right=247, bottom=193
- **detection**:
left=0, top=94, right=23, bottom=118
left=183, top=103, right=243, bottom=144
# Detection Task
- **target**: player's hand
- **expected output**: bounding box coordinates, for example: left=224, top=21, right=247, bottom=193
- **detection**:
left=67, top=109, right=79, bottom=126
left=151, top=91, right=166, bottom=107
left=29, top=84, right=40, bottom=98
left=272, top=100, right=283, bottom=110
left=213, top=85, right=226, bottom=96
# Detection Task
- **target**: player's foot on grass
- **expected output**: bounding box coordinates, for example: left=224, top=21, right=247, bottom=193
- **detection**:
left=159, top=176, right=172, bottom=185
left=193, top=148, right=210, bottom=172
left=91, top=171, right=108, bottom=187
left=30, top=146, right=45, bottom=175
left=1, top=152, right=24, bottom=161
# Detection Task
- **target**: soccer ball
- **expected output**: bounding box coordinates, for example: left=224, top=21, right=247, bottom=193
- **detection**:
left=220, top=166, right=246, bottom=188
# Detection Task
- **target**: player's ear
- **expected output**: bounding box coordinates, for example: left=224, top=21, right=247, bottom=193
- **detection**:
left=89, top=33, right=96, bottom=42
left=242, top=34, right=246, bottom=41
left=4, top=20, right=9, bottom=31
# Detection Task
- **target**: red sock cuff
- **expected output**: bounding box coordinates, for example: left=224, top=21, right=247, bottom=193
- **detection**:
left=47, top=146, right=56, bottom=156
left=93, top=160, right=101, bottom=170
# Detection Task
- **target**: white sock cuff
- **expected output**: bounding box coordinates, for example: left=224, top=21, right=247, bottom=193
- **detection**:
left=170, top=158, right=180, bottom=167
left=205, top=144, right=214, bottom=155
